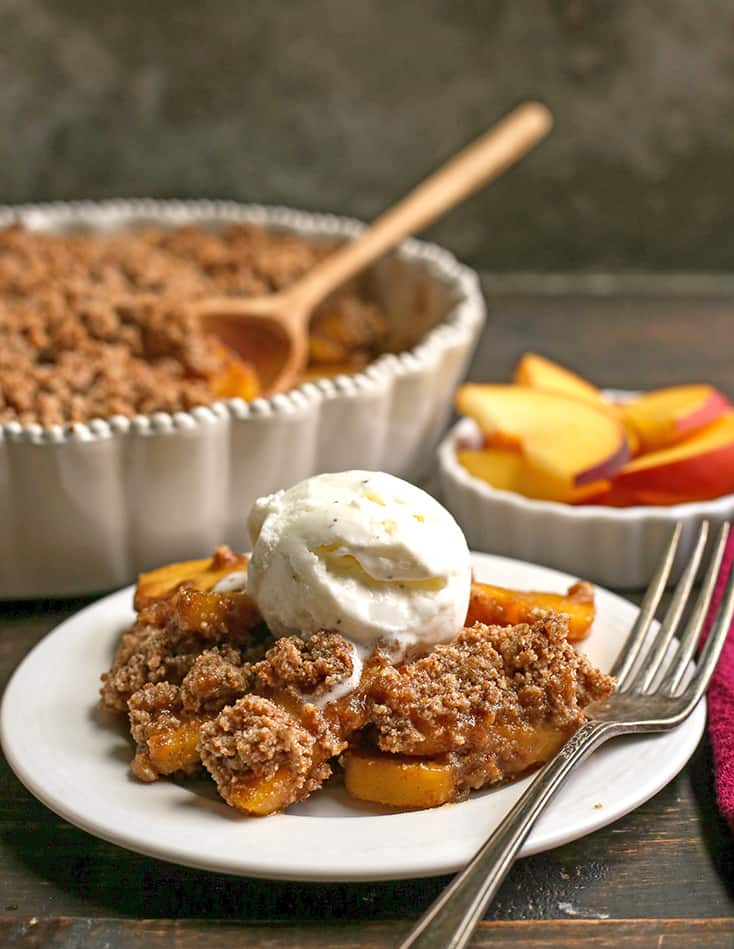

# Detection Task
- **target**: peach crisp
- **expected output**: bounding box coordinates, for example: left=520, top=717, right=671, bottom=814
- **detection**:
left=100, top=544, right=610, bottom=816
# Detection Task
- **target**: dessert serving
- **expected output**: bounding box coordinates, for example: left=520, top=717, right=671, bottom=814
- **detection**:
left=0, top=223, right=390, bottom=425
left=100, top=470, right=613, bottom=815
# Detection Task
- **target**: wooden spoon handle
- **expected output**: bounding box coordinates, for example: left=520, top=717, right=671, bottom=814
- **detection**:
left=284, top=101, right=552, bottom=320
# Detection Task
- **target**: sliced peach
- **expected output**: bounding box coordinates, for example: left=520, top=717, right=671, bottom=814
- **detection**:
left=513, top=354, right=644, bottom=456
left=484, top=431, right=524, bottom=452
left=491, top=722, right=569, bottom=773
left=227, top=768, right=295, bottom=816
left=458, top=448, right=609, bottom=504
left=145, top=720, right=204, bottom=775
left=455, top=384, right=630, bottom=489
left=514, top=353, right=607, bottom=409
left=343, top=751, right=456, bottom=809
left=134, top=550, right=249, bottom=610
left=207, top=342, right=260, bottom=401
left=621, top=385, right=731, bottom=453
left=613, top=413, right=734, bottom=498
left=172, top=588, right=261, bottom=636
left=466, top=580, right=595, bottom=642
left=582, top=486, right=706, bottom=507
left=344, top=724, right=571, bottom=808
left=621, top=489, right=709, bottom=506
left=208, top=360, right=260, bottom=401
left=621, top=418, right=641, bottom=457
left=458, top=447, right=523, bottom=491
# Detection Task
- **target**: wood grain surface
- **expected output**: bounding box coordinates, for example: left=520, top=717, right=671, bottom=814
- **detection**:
left=2, top=286, right=734, bottom=947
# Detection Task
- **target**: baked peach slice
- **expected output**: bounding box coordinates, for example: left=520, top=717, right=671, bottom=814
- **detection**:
left=134, top=547, right=249, bottom=610
left=172, top=587, right=262, bottom=637
left=128, top=682, right=207, bottom=782
left=343, top=722, right=571, bottom=809
left=514, top=353, right=607, bottom=409
left=208, top=359, right=260, bottom=401
left=343, top=750, right=457, bottom=808
left=466, top=580, right=595, bottom=642
left=621, top=385, right=731, bottom=453
left=207, top=342, right=260, bottom=401
left=144, top=719, right=205, bottom=776
left=224, top=767, right=299, bottom=817
left=455, top=384, right=630, bottom=490
left=612, top=412, right=734, bottom=499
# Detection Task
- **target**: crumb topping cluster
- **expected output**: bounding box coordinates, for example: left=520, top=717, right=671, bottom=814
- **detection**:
left=0, top=224, right=389, bottom=425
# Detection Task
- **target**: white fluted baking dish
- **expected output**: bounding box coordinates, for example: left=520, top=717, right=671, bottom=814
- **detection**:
left=0, top=200, right=485, bottom=598
left=438, top=417, right=734, bottom=589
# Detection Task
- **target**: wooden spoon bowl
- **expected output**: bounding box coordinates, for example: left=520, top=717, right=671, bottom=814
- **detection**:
left=197, top=294, right=308, bottom=395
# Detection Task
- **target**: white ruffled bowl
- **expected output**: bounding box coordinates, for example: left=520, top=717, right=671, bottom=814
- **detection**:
left=438, top=417, right=734, bottom=589
left=0, top=200, right=485, bottom=599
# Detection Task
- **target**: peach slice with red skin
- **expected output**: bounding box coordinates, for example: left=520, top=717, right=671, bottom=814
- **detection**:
left=621, top=385, right=731, bottom=454
left=458, top=448, right=609, bottom=504
left=582, top=486, right=713, bottom=507
left=513, top=353, right=647, bottom=455
left=620, top=420, right=641, bottom=458
left=514, top=353, right=607, bottom=409
left=454, top=384, right=630, bottom=490
left=609, top=413, right=734, bottom=499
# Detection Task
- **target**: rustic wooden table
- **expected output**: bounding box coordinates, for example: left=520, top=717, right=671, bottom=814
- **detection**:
left=2, top=285, right=734, bottom=947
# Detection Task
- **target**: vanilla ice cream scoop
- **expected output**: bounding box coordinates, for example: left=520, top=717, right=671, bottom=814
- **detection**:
left=247, top=470, right=471, bottom=652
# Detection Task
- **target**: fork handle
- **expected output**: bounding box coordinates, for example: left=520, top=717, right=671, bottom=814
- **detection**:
left=399, top=721, right=611, bottom=949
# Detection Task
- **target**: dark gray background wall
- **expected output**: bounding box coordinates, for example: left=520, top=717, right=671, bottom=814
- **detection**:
left=2, top=0, right=733, bottom=272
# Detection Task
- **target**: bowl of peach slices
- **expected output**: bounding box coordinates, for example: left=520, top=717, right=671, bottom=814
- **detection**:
left=439, top=353, right=734, bottom=588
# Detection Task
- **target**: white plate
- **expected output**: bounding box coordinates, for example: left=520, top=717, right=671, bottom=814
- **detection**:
left=1, top=552, right=705, bottom=882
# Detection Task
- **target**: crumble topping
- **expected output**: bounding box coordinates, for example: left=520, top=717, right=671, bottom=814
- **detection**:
left=128, top=682, right=192, bottom=782
left=254, top=631, right=356, bottom=700
left=364, top=616, right=612, bottom=758
left=179, top=647, right=253, bottom=716
left=100, top=622, right=205, bottom=713
left=100, top=613, right=270, bottom=714
left=0, top=223, right=389, bottom=425
left=199, top=695, right=338, bottom=806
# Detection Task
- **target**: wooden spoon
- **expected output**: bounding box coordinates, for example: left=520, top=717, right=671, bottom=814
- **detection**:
left=196, top=101, right=553, bottom=395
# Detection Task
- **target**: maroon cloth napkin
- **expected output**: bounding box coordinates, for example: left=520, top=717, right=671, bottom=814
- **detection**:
left=702, top=528, right=734, bottom=829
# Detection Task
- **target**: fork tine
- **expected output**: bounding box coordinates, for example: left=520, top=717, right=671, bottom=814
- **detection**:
left=612, top=522, right=682, bottom=688
left=661, top=522, right=730, bottom=695
left=679, top=547, right=734, bottom=713
left=635, top=522, right=709, bottom=693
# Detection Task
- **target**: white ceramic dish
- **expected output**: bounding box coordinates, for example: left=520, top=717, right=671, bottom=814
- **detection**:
left=1, top=551, right=704, bottom=882
left=439, top=416, right=734, bottom=589
left=0, top=199, right=485, bottom=599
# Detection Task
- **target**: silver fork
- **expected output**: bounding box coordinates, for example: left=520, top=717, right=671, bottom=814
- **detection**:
left=401, top=520, right=734, bottom=949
